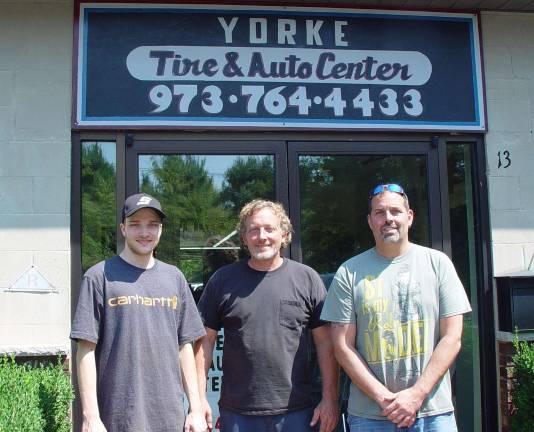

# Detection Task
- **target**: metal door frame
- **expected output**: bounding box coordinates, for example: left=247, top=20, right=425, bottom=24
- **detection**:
left=72, top=131, right=496, bottom=432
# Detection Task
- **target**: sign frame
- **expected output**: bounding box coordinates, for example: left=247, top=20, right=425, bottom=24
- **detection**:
left=74, top=3, right=486, bottom=132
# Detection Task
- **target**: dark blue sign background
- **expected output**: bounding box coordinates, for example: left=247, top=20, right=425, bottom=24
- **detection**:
left=77, top=6, right=484, bottom=130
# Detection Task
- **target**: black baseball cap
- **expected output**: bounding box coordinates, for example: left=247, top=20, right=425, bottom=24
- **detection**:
left=121, top=193, right=166, bottom=221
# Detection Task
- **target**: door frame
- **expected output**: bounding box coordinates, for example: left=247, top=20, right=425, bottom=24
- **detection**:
left=72, top=131, right=497, bottom=432
left=286, top=137, right=497, bottom=432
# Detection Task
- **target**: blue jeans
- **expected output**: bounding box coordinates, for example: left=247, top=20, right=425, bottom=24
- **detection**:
left=347, top=412, right=457, bottom=432
left=219, top=407, right=315, bottom=432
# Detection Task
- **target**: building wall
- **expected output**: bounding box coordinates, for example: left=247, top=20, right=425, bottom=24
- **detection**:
left=482, top=12, right=534, bottom=276
left=0, top=0, right=530, bottom=391
left=482, top=12, right=534, bottom=430
left=0, top=1, right=72, bottom=355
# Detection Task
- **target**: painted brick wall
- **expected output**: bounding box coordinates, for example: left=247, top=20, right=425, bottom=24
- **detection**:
left=482, top=12, right=534, bottom=276
left=482, top=12, right=534, bottom=431
left=0, top=1, right=72, bottom=355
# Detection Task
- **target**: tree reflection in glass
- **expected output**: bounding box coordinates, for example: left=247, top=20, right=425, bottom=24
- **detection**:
left=299, top=154, right=429, bottom=276
left=81, top=142, right=117, bottom=273
left=139, top=154, right=275, bottom=292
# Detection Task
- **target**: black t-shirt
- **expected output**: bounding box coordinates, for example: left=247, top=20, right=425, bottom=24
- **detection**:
left=197, top=258, right=326, bottom=415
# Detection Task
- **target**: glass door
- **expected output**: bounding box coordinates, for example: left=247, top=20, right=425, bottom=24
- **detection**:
left=121, top=138, right=482, bottom=431
left=126, top=140, right=287, bottom=286
left=288, top=140, right=480, bottom=431
left=288, top=141, right=441, bottom=267
left=126, top=139, right=287, bottom=423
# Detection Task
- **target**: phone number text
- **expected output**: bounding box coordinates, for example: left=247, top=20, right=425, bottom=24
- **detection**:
left=149, top=84, right=423, bottom=118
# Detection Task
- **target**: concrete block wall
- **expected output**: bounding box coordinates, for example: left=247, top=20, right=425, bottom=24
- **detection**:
left=0, top=1, right=72, bottom=355
left=482, top=12, right=534, bottom=276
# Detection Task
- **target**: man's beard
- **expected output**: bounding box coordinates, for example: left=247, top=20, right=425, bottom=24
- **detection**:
left=250, top=247, right=279, bottom=261
left=381, top=227, right=400, bottom=243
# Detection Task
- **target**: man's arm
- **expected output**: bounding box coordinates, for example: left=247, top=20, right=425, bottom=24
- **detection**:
left=383, top=314, right=464, bottom=427
left=330, top=323, right=395, bottom=409
left=310, top=325, right=339, bottom=432
left=76, top=340, right=107, bottom=432
left=193, top=328, right=218, bottom=429
left=180, top=342, right=209, bottom=432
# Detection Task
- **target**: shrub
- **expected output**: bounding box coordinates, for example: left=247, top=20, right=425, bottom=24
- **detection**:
left=510, top=337, right=534, bottom=432
left=0, top=356, right=74, bottom=432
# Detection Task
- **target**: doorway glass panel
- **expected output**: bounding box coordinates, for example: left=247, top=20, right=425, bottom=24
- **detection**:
left=130, top=146, right=480, bottom=430
left=298, top=153, right=430, bottom=424
left=447, top=143, right=482, bottom=432
left=81, top=141, right=117, bottom=273
left=137, top=153, right=275, bottom=422
left=297, top=149, right=481, bottom=431
left=298, top=154, right=429, bottom=276
left=138, top=154, right=275, bottom=297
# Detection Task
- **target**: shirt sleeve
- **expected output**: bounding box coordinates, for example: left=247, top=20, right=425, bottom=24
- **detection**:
left=176, top=272, right=206, bottom=346
left=320, top=264, right=357, bottom=323
left=308, top=268, right=328, bottom=329
left=197, top=271, right=223, bottom=331
left=70, top=273, right=103, bottom=344
left=436, top=252, right=472, bottom=318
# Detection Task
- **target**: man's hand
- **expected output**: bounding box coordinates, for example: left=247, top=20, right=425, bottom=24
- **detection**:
left=81, top=416, right=107, bottom=432
left=382, top=386, right=425, bottom=428
left=184, top=410, right=208, bottom=432
left=199, top=396, right=213, bottom=430
left=374, top=390, right=396, bottom=412
left=310, top=398, right=339, bottom=432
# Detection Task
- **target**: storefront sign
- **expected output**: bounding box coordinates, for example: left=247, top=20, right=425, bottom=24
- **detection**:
left=75, top=5, right=485, bottom=131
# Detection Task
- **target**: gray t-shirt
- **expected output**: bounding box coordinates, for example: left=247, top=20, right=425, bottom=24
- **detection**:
left=197, top=258, right=326, bottom=415
left=321, top=244, right=471, bottom=420
left=71, top=256, right=206, bottom=432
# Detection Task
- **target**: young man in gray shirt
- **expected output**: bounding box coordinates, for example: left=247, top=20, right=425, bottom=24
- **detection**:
left=71, top=193, right=207, bottom=432
left=321, top=184, right=471, bottom=432
left=195, top=199, right=339, bottom=432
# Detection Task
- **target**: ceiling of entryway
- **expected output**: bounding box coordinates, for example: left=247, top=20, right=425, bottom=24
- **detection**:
left=241, top=0, right=534, bottom=12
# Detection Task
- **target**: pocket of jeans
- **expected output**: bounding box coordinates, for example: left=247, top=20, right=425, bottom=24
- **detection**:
left=279, top=299, right=305, bottom=329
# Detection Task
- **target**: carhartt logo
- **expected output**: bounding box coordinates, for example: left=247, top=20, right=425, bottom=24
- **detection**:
left=108, top=294, right=179, bottom=310
left=137, top=196, right=152, bottom=205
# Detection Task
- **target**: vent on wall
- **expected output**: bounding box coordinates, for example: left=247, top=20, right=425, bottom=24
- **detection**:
left=497, top=274, right=534, bottom=332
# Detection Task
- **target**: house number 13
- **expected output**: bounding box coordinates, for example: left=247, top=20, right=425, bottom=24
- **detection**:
left=498, top=150, right=511, bottom=169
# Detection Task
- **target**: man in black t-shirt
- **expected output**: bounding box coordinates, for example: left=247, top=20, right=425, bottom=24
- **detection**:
left=195, top=199, right=339, bottom=432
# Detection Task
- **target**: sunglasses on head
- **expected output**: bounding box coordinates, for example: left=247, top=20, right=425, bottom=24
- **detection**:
left=370, top=184, right=406, bottom=198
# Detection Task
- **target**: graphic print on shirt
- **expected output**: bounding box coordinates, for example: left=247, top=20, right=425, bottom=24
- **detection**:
left=362, top=266, right=429, bottom=365
left=107, top=293, right=178, bottom=309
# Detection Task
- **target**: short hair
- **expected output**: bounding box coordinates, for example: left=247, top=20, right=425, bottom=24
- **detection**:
left=237, top=199, right=293, bottom=248
left=368, top=191, right=410, bottom=214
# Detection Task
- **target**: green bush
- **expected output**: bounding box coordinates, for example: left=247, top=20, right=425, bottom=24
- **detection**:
left=0, top=356, right=74, bottom=432
left=511, top=337, right=534, bottom=432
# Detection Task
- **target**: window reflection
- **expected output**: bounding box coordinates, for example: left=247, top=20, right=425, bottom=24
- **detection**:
left=447, top=143, right=481, bottom=432
left=299, top=154, right=429, bottom=274
left=298, top=153, right=429, bottom=422
left=138, top=154, right=275, bottom=293
left=81, top=141, right=116, bottom=273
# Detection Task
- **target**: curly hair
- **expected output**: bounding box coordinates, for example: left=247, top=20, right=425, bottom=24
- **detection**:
left=237, top=199, right=293, bottom=248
